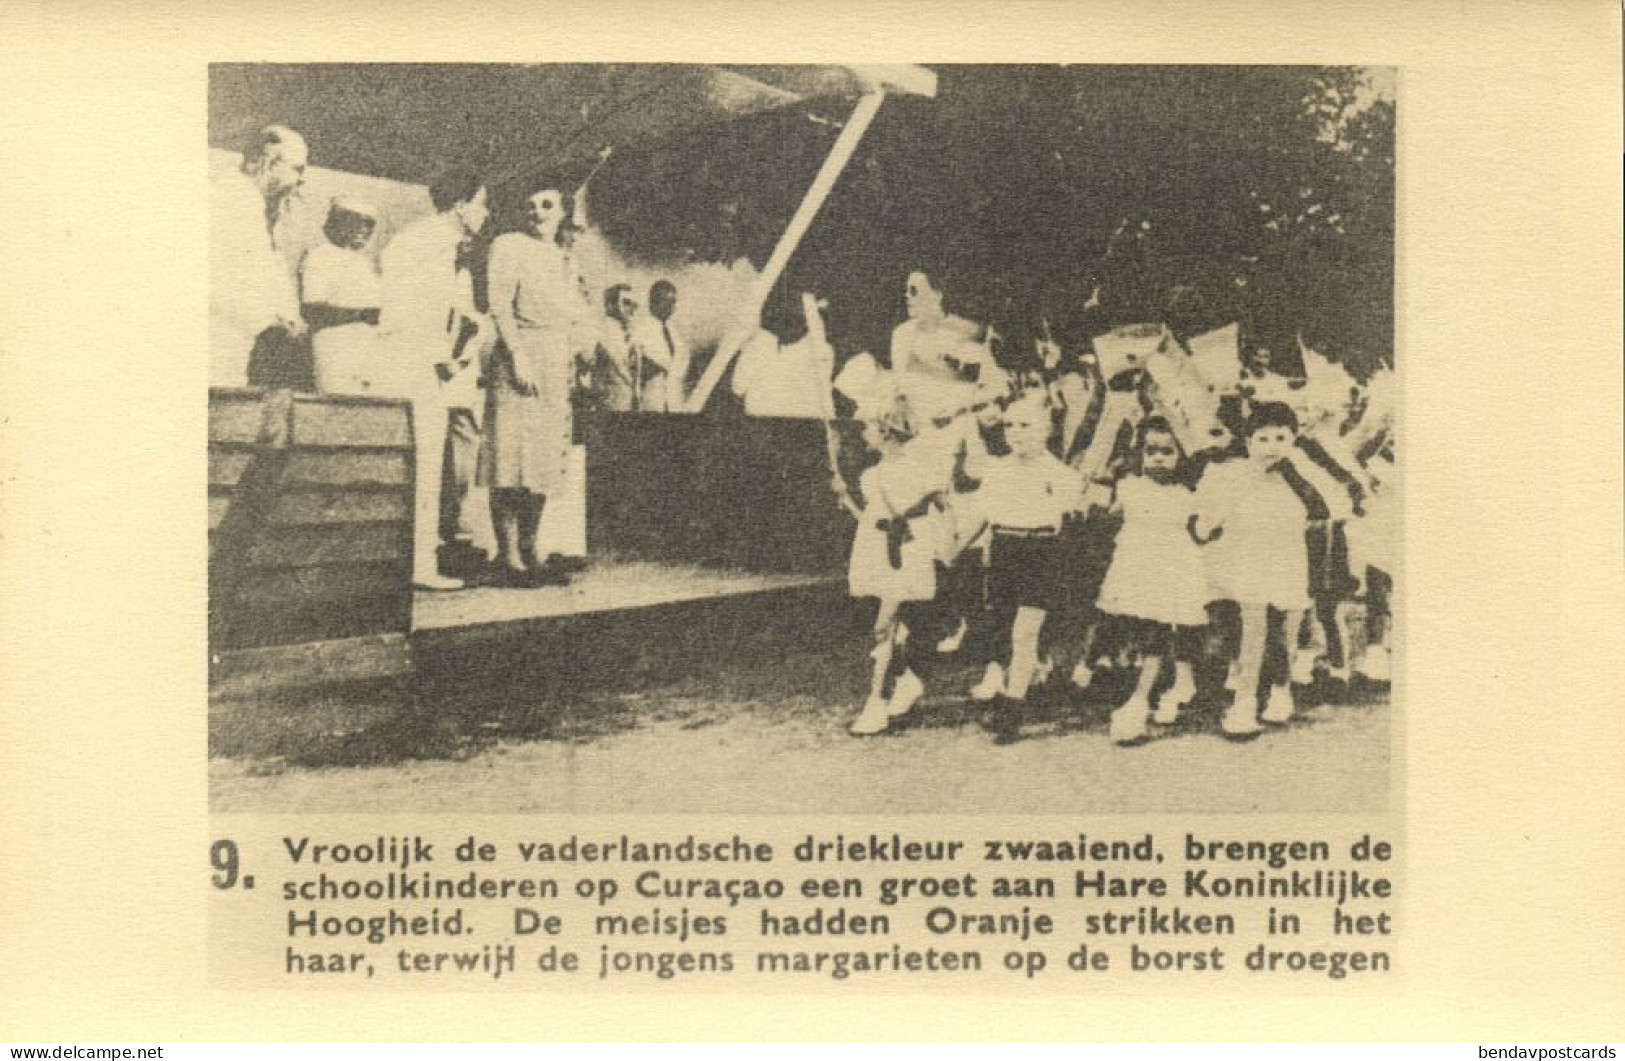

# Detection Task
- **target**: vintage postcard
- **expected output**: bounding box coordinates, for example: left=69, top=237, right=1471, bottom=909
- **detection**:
left=1, top=0, right=1621, bottom=1043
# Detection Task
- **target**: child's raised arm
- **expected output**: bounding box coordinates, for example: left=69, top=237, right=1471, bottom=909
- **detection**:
left=1274, top=454, right=1333, bottom=522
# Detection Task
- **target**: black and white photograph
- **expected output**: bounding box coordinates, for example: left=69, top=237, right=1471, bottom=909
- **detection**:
left=207, top=62, right=1398, bottom=815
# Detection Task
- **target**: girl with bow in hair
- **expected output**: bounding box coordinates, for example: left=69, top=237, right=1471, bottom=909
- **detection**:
left=1096, top=416, right=1207, bottom=745
left=1193, top=401, right=1339, bottom=739
left=846, top=392, right=944, bottom=737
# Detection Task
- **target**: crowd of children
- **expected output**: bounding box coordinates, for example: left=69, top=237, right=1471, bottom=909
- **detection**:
left=839, top=299, right=1396, bottom=747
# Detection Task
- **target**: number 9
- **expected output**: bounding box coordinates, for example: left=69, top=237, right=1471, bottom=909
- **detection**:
left=211, top=839, right=239, bottom=890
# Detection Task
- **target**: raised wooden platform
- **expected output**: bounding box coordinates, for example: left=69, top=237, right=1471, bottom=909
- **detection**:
left=213, top=560, right=853, bottom=713
left=209, top=389, right=863, bottom=714
left=412, top=561, right=835, bottom=635
left=409, top=562, right=855, bottom=710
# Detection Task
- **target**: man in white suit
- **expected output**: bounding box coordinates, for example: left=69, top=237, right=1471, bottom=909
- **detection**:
left=377, top=168, right=490, bottom=591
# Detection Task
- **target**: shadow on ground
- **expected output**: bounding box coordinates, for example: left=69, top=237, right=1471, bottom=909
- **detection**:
left=210, top=614, right=1389, bottom=778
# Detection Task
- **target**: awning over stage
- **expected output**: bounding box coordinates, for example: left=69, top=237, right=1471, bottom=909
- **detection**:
left=208, top=64, right=936, bottom=188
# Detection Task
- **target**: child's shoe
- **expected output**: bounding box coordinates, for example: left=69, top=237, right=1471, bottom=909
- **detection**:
left=1261, top=682, right=1296, bottom=725
left=1154, top=670, right=1197, bottom=725
left=970, top=661, right=1006, bottom=702
left=1221, top=695, right=1264, bottom=741
left=1356, top=644, right=1391, bottom=683
left=1070, top=659, right=1093, bottom=689
left=985, top=695, right=1024, bottom=745
left=849, top=696, right=893, bottom=736
left=1110, top=697, right=1152, bottom=746
left=888, top=669, right=925, bottom=720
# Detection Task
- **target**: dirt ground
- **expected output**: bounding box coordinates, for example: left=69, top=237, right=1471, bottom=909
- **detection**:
left=209, top=630, right=1393, bottom=815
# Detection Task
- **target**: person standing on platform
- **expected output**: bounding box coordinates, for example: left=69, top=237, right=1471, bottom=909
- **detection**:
left=479, top=187, right=585, bottom=587
left=300, top=197, right=381, bottom=394
left=378, top=168, right=490, bottom=591
left=210, top=124, right=307, bottom=388
left=438, top=260, right=495, bottom=577
left=591, top=284, right=648, bottom=412
left=634, top=279, right=689, bottom=412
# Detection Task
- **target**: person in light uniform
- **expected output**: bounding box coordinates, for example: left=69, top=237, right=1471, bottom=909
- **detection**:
left=378, top=168, right=490, bottom=591
left=592, top=284, right=646, bottom=413
left=300, top=197, right=382, bottom=394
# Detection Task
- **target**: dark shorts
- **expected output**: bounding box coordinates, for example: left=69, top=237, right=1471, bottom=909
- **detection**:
left=988, top=531, right=1063, bottom=614
left=1061, top=508, right=1119, bottom=610
left=1093, top=614, right=1205, bottom=662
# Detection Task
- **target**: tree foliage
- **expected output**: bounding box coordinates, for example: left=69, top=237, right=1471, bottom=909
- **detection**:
left=586, top=65, right=1395, bottom=378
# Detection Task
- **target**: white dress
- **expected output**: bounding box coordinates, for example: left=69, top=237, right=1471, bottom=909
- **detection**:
left=481, top=232, right=581, bottom=493
left=1196, top=459, right=1312, bottom=609
left=1097, top=475, right=1209, bottom=626
left=848, top=449, right=941, bottom=603
left=300, top=243, right=382, bottom=394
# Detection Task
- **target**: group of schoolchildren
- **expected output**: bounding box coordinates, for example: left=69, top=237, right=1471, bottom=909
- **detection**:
left=841, top=282, right=1395, bottom=747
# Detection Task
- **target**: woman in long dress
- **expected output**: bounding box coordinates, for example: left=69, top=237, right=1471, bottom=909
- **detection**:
left=478, top=187, right=584, bottom=586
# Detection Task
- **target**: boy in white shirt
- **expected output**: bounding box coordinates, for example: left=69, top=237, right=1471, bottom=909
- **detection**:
left=964, top=392, right=1085, bottom=744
